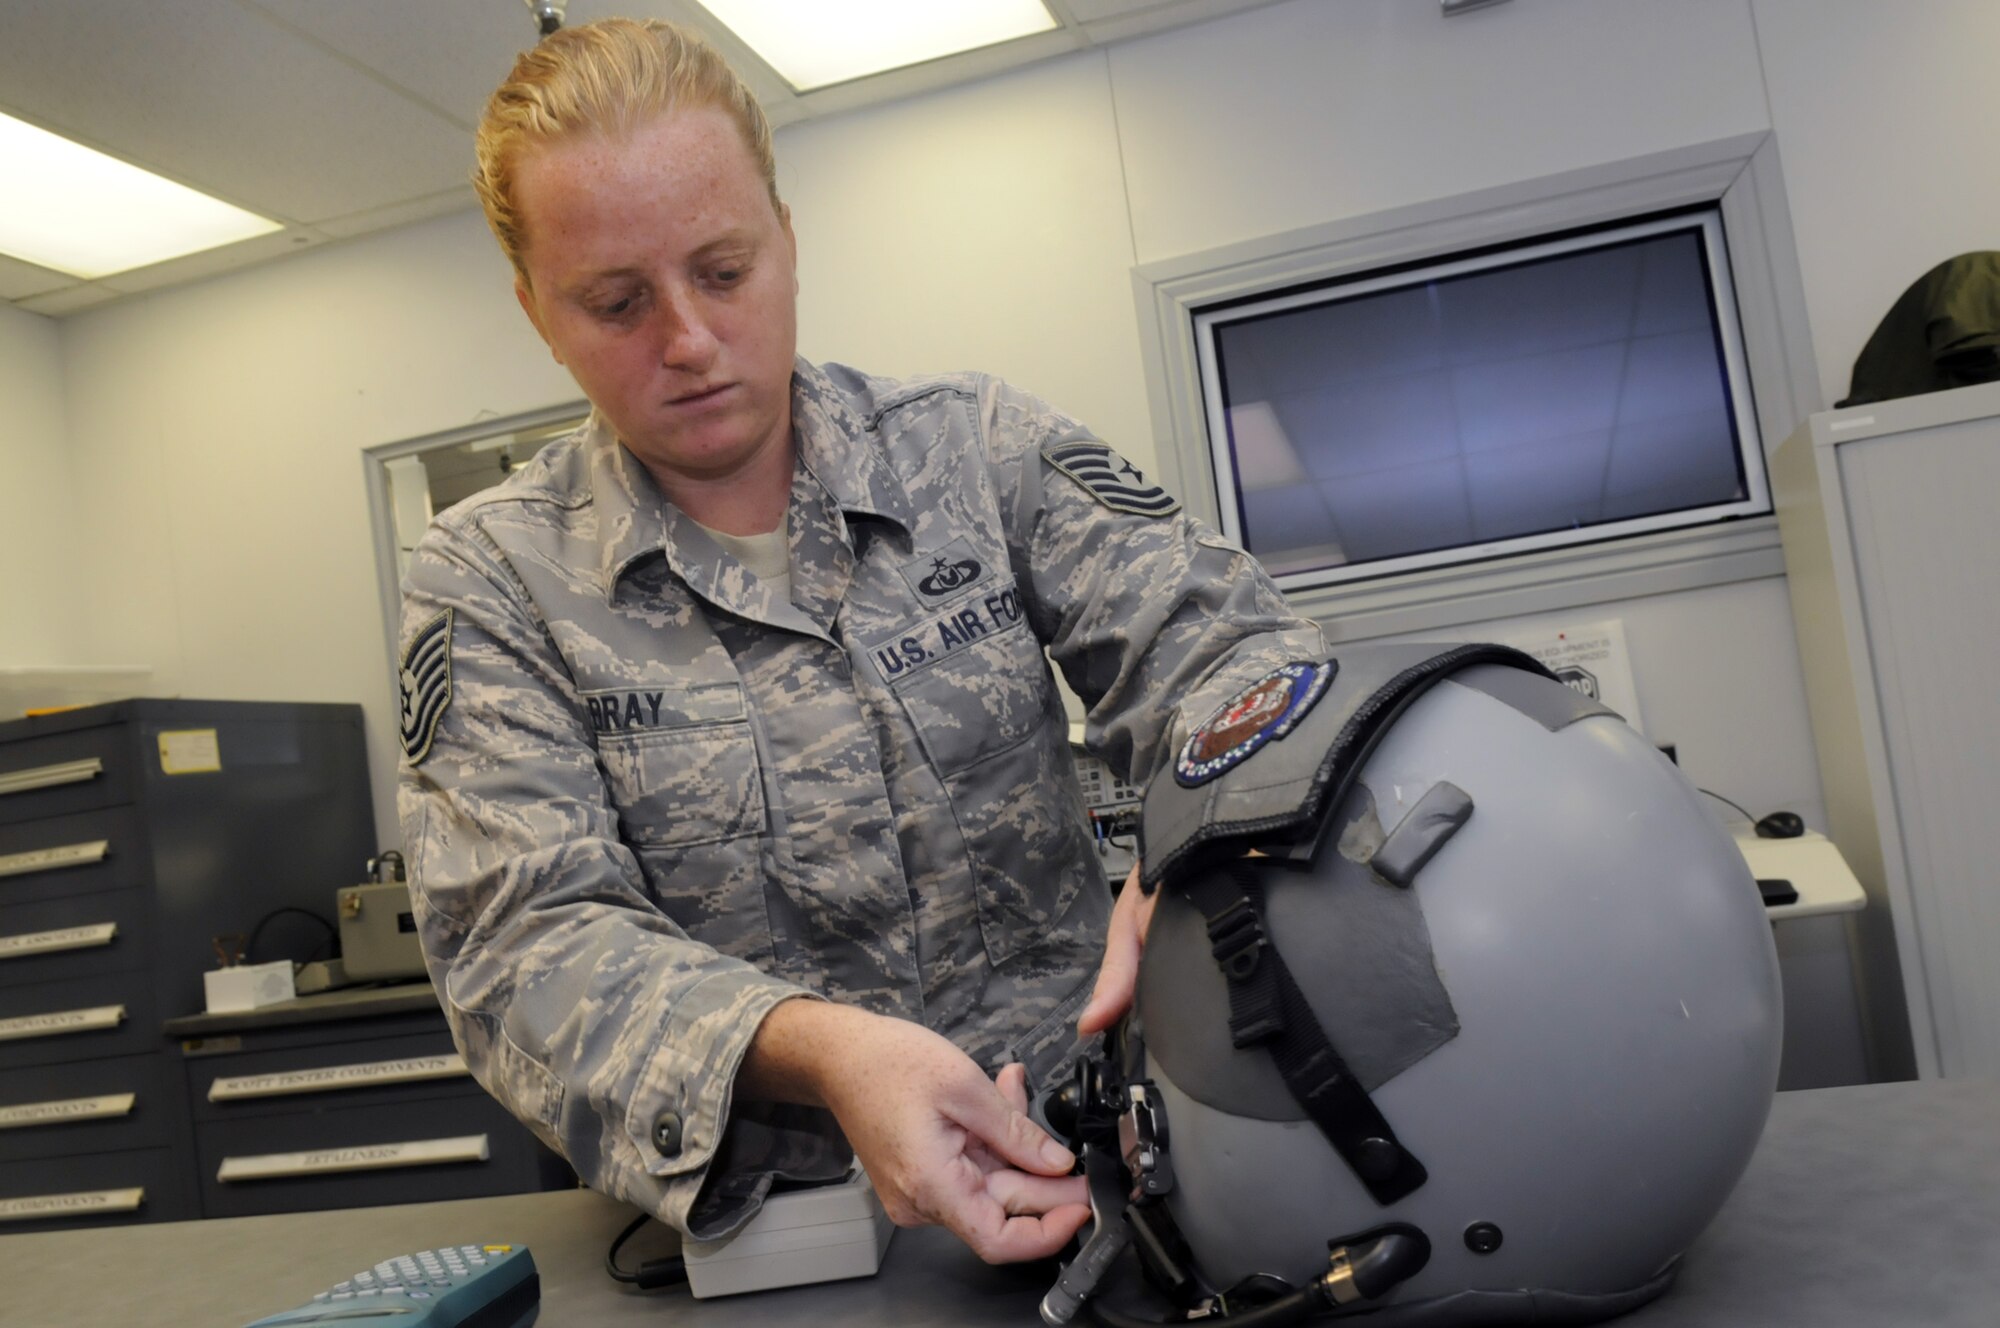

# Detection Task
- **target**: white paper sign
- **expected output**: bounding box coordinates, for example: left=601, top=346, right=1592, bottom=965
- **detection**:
left=159, top=728, right=222, bottom=775
left=209, top=1054, right=469, bottom=1101
left=0, top=1004, right=126, bottom=1042
left=0, top=1093, right=136, bottom=1130
left=0, top=922, right=117, bottom=960
left=0, top=840, right=109, bottom=881
left=1488, top=619, right=1645, bottom=735
left=217, top=1134, right=490, bottom=1182
left=0, top=1188, right=144, bottom=1222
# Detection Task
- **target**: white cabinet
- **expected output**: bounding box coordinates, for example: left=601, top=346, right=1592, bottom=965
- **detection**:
left=1772, top=379, right=2000, bottom=1080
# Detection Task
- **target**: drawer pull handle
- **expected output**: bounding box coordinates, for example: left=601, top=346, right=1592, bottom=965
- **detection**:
left=209, top=1053, right=469, bottom=1101
left=0, top=840, right=110, bottom=882
left=0, top=922, right=117, bottom=960
left=0, top=1092, right=137, bottom=1130
left=0, top=1004, right=127, bottom=1042
left=0, top=1187, right=144, bottom=1223
left=217, top=1133, right=490, bottom=1182
left=0, top=758, right=103, bottom=798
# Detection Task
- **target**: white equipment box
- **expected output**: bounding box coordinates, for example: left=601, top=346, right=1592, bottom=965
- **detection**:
left=682, top=1167, right=894, bottom=1298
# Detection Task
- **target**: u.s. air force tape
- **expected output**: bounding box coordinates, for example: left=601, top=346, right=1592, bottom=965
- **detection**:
left=399, top=607, right=453, bottom=765
left=1043, top=440, right=1181, bottom=518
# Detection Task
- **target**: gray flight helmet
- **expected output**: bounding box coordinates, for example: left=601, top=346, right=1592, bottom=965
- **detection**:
left=1068, top=649, right=1783, bottom=1325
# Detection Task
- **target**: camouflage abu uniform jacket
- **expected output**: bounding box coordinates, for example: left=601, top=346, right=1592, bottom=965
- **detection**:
left=396, top=358, right=1325, bottom=1238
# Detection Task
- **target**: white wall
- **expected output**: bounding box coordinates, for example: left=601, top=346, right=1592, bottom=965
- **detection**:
left=0, top=303, right=83, bottom=667
left=35, top=0, right=1988, bottom=866
left=57, top=214, right=572, bottom=843
left=1108, top=0, right=1770, bottom=264
left=1752, top=0, right=2000, bottom=403
left=787, top=54, right=1153, bottom=455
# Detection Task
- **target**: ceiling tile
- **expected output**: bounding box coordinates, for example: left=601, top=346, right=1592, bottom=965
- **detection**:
left=95, top=228, right=327, bottom=296
left=0, top=0, right=476, bottom=224
left=314, top=188, right=479, bottom=241
left=1071, top=0, right=1286, bottom=44
left=242, top=0, right=544, bottom=129
left=0, top=253, right=75, bottom=302
left=16, top=283, right=122, bottom=317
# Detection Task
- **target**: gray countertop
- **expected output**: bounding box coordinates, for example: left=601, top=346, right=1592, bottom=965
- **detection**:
left=4, top=1079, right=1996, bottom=1327
left=162, top=981, right=441, bottom=1038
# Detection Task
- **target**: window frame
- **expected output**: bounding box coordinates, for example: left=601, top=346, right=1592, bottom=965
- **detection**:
left=1130, top=131, right=1820, bottom=641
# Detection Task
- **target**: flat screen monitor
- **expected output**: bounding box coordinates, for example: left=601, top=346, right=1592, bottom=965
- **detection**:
left=1193, top=209, right=1771, bottom=590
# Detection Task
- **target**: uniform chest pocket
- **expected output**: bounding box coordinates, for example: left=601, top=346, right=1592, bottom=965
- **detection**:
left=589, top=684, right=766, bottom=849
left=890, top=617, right=1052, bottom=777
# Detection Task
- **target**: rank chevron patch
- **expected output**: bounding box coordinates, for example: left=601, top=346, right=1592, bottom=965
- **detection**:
left=399, top=608, right=453, bottom=765
left=1043, top=440, right=1181, bottom=518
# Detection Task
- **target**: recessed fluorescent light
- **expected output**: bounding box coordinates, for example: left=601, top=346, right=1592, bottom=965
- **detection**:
left=699, top=0, right=1059, bottom=92
left=0, top=112, right=283, bottom=280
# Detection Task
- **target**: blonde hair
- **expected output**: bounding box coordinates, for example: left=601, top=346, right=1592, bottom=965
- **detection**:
left=473, top=17, right=781, bottom=283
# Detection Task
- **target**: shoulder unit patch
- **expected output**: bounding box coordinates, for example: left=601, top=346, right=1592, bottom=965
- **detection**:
left=1175, top=661, right=1335, bottom=788
left=1043, top=440, right=1182, bottom=518
left=399, top=607, right=453, bottom=765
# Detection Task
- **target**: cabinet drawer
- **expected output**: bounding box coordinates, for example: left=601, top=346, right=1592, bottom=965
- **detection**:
left=0, top=971, right=156, bottom=1072
left=0, top=727, right=136, bottom=826
left=196, top=1091, right=556, bottom=1218
left=0, top=1052, right=177, bottom=1162
left=0, top=1146, right=192, bottom=1232
left=0, top=888, right=151, bottom=991
left=0, top=806, right=148, bottom=905
left=189, top=1029, right=468, bottom=1123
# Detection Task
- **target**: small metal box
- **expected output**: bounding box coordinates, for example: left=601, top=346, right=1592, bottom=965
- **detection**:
left=337, top=881, right=426, bottom=981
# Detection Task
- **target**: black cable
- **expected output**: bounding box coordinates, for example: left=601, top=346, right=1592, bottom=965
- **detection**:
left=604, top=1211, right=687, bottom=1290
left=243, top=906, right=339, bottom=965
left=1697, top=788, right=1755, bottom=823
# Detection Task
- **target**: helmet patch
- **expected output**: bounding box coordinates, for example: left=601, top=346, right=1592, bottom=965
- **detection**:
left=1175, top=661, right=1334, bottom=787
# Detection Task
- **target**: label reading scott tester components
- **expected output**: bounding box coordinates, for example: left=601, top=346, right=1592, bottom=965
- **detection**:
left=209, top=1054, right=469, bottom=1101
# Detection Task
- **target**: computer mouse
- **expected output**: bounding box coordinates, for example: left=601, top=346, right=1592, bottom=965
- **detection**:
left=1754, top=810, right=1805, bottom=839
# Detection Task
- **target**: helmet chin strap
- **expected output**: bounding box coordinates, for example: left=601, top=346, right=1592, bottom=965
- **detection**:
left=1180, top=859, right=1429, bottom=1205
left=1039, top=1033, right=1432, bottom=1326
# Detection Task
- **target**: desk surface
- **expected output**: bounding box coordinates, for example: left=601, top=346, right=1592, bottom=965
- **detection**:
left=5, top=1080, right=1997, bottom=1327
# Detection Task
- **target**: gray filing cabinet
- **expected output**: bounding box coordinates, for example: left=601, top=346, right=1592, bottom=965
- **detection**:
left=1772, top=379, right=2000, bottom=1082
left=0, top=699, right=373, bottom=1232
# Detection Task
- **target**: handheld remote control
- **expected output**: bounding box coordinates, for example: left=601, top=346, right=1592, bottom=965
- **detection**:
left=239, top=1243, right=538, bottom=1327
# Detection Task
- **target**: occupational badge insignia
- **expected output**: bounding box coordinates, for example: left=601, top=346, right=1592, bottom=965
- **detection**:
left=399, top=607, right=453, bottom=765
left=899, top=537, right=992, bottom=602
left=1174, top=661, right=1335, bottom=787
left=1043, top=440, right=1181, bottom=517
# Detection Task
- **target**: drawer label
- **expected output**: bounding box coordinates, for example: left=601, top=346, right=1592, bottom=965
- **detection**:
left=0, top=1188, right=144, bottom=1223
left=0, top=1005, right=127, bottom=1042
left=0, top=1093, right=137, bottom=1130
left=0, top=758, right=104, bottom=799
left=217, top=1133, right=490, bottom=1182
left=0, top=922, right=118, bottom=960
left=0, top=840, right=110, bottom=881
left=208, top=1054, right=469, bottom=1101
